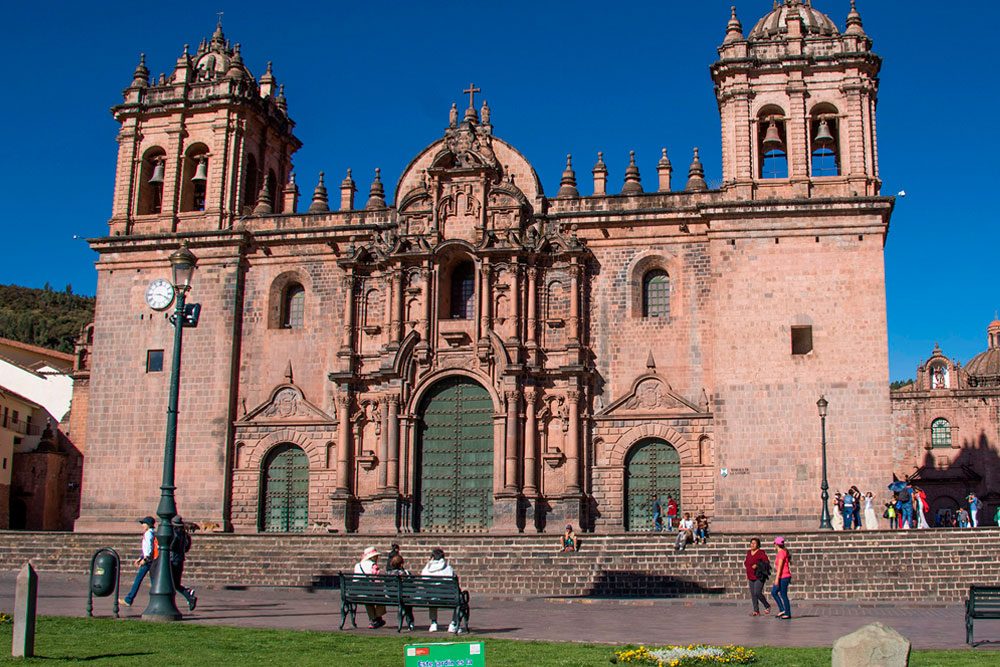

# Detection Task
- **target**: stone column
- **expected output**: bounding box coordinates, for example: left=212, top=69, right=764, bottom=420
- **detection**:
left=565, top=389, right=581, bottom=494
left=569, top=259, right=581, bottom=344
left=523, top=387, right=538, bottom=496
left=504, top=389, right=519, bottom=492
left=526, top=267, right=538, bottom=363
left=335, top=392, right=352, bottom=493
left=391, top=269, right=404, bottom=345
left=377, top=399, right=388, bottom=491
left=340, top=272, right=355, bottom=354
left=509, top=264, right=521, bottom=344
left=421, top=265, right=433, bottom=344
left=387, top=395, right=400, bottom=493
left=330, top=390, right=353, bottom=533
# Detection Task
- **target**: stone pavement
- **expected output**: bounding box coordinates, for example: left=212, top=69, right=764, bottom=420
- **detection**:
left=1, top=572, right=996, bottom=652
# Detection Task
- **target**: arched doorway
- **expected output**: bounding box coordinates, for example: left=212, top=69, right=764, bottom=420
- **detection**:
left=259, top=444, right=309, bottom=533
left=416, top=376, right=494, bottom=532
left=625, top=438, right=681, bottom=531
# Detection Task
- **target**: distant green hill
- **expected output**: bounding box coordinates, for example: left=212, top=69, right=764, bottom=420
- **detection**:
left=0, top=283, right=95, bottom=354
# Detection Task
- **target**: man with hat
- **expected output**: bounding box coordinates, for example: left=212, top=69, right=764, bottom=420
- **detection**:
left=120, top=516, right=156, bottom=607
left=353, top=546, right=386, bottom=628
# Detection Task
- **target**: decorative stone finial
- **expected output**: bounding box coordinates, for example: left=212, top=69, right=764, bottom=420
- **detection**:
left=253, top=174, right=274, bottom=215
left=131, top=53, right=149, bottom=88
left=340, top=168, right=356, bottom=211
left=724, top=6, right=744, bottom=42
left=275, top=84, right=287, bottom=112
left=284, top=360, right=294, bottom=384
left=226, top=44, right=247, bottom=80
left=646, top=351, right=656, bottom=369
left=449, top=102, right=458, bottom=128
left=845, top=0, right=865, bottom=35
left=592, top=151, right=608, bottom=196
left=657, top=148, right=672, bottom=193
left=621, top=150, right=643, bottom=194
left=685, top=147, right=708, bottom=192
left=365, top=168, right=386, bottom=210
left=481, top=100, right=491, bottom=125
left=557, top=154, right=579, bottom=198
left=309, top=171, right=330, bottom=213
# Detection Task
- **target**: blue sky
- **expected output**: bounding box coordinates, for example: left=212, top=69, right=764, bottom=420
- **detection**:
left=1, top=1, right=996, bottom=380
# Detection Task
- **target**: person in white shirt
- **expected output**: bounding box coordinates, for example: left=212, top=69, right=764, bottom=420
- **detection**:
left=675, top=513, right=695, bottom=551
left=120, top=516, right=155, bottom=607
left=421, top=548, right=459, bottom=633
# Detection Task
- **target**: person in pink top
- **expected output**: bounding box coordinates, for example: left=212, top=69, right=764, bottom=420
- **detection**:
left=770, top=536, right=793, bottom=619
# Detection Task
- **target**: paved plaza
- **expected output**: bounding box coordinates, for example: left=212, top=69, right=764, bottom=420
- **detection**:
left=2, top=572, right=997, bottom=652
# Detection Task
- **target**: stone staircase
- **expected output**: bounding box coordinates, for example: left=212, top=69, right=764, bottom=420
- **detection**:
left=1, top=529, right=995, bottom=602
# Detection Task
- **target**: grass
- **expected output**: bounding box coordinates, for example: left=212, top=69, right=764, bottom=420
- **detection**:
left=0, top=617, right=995, bottom=666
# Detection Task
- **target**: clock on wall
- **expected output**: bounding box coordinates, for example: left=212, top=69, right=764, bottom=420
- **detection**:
left=145, top=278, right=175, bottom=311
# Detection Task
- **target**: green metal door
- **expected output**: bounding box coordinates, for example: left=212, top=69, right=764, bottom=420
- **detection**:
left=625, top=438, right=681, bottom=531
left=261, top=444, right=310, bottom=532
left=417, top=377, right=494, bottom=532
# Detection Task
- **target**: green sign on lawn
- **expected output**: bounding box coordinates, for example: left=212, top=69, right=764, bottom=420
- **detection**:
left=404, top=641, right=485, bottom=667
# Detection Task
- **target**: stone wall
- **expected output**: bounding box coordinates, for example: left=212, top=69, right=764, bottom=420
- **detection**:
left=0, top=529, right=994, bottom=603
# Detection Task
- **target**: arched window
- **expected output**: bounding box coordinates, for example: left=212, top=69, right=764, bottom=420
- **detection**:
left=931, top=418, right=952, bottom=448
left=810, top=104, right=841, bottom=176
left=282, top=283, right=305, bottom=329
left=267, top=168, right=279, bottom=212
left=243, top=153, right=259, bottom=213
left=642, top=270, right=670, bottom=319
left=180, top=143, right=210, bottom=212
left=450, top=262, right=475, bottom=319
left=137, top=146, right=166, bottom=215
left=758, top=108, right=787, bottom=179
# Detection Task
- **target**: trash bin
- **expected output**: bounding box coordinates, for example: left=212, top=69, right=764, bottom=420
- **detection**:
left=91, top=551, right=118, bottom=597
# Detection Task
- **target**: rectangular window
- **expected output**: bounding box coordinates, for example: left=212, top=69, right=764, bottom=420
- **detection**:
left=146, top=349, right=164, bottom=373
left=791, top=326, right=813, bottom=355
left=2, top=457, right=6, bottom=470
left=11, top=410, right=18, bottom=424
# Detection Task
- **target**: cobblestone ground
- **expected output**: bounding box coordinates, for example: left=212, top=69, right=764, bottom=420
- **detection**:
left=2, top=572, right=997, bottom=651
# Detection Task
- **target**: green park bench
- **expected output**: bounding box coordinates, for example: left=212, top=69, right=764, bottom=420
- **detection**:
left=338, top=572, right=471, bottom=633
left=966, top=585, right=1000, bottom=645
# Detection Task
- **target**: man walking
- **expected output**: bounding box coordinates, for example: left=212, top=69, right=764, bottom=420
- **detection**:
left=169, top=516, right=197, bottom=611
left=652, top=494, right=663, bottom=532
left=897, top=484, right=913, bottom=529
left=120, top=516, right=156, bottom=607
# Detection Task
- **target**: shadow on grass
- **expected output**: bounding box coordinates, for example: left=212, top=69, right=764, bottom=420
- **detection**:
left=32, top=651, right=154, bottom=661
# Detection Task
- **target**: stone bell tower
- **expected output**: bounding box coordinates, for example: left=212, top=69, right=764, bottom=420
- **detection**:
left=712, top=1, right=881, bottom=199
left=108, top=21, right=301, bottom=236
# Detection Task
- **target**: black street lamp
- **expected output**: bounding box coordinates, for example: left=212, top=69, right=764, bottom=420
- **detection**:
left=817, top=395, right=832, bottom=530
left=143, top=242, right=198, bottom=621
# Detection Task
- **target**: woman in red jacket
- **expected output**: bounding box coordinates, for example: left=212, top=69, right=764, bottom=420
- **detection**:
left=743, top=537, right=771, bottom=616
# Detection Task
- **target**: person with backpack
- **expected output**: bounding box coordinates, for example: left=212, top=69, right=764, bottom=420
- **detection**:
left=897, top=483, right=913, bottom=529
left=743, top=537, right=771, bottom=616
left=120, top=516, right=156, bottom=607
left=169, top=516, right=197, bottom=611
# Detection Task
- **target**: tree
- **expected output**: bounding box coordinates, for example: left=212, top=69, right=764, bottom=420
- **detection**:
left=0, top=283, right=95, bottom=353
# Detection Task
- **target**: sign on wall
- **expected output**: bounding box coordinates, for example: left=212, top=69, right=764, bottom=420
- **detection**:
left=404, top=641, right=485, bottom=667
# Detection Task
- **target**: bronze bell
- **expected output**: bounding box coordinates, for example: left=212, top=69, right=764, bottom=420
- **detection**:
left=762, top=121, right=784, bottom=151
left=191, top=157, right=208, bottom=182
left=814, top=119, right=835, bottom=146
left=148, top=160, right=165, bottom=184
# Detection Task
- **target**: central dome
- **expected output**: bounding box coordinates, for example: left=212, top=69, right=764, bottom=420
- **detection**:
left=749, top=1, right=839, bottom=40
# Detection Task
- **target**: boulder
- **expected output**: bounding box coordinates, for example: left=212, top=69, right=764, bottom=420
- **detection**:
left=832, top=622, right=911, bottom=667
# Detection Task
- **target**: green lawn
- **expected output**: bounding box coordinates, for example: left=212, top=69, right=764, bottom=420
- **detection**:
left=0, top=617, right=995, bottom=666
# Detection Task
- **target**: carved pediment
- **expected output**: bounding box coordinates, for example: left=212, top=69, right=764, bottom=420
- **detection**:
left=239, top=384, right=336, bottom=425
left=599, top=374, right=702, bottom=417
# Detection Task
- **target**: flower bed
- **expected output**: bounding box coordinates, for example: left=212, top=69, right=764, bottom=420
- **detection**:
left=611, top=644, right=756, bottom=666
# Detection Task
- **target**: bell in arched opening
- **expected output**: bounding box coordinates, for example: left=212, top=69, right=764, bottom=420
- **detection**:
left=148, top=160, right=165, bottom=184
left=191, top=156, right=208, bottom=182
left=814, top=119, right=835, bottom=146
left=762, top=121, right=784, bottom=151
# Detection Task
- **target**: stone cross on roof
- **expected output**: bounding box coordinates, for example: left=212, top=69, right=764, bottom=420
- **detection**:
left=463, top=83, right=481, bottom=109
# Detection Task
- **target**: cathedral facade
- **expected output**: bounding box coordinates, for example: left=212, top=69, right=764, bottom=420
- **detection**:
left=75, top=2, right=897, bottom=533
